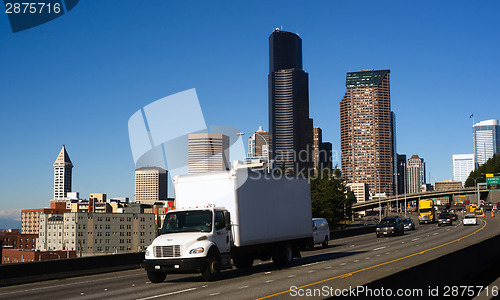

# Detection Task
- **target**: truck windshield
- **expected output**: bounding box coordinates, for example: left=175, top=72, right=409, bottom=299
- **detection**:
left=420, top=208, right=432, bottom=213
left=161, top=210, right=212, bottom=234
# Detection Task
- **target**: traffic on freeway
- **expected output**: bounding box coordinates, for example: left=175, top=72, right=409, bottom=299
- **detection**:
left=0, top=213, right=496, bottom=300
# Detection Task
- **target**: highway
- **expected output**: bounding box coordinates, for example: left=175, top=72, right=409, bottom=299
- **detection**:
left=1, top=213, right=498, bottom=300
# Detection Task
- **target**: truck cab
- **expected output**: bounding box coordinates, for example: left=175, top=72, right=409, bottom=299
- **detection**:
left=418, top=200, right=436, bottom=224
left=144, top=206, right=232, bottom=282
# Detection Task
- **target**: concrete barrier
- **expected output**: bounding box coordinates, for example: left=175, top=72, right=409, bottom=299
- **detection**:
left=330, top=226, right=376, bottom=239
left=0, top=252, right=144, bottom=287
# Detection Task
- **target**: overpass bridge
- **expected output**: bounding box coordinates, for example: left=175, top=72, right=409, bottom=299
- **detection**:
left=351, top=187, right=488, bottom=212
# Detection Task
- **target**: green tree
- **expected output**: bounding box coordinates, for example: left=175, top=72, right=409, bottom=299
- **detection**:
left=465, top=154, right=500, bottom=187
left=310, top=167, right=355, bottom=228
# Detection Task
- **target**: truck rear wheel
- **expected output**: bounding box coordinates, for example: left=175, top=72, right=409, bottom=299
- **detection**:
left=273, top=243, right=293, bottom=267
left=202, top=251, right=221, bottom=281
left=147, top=271, right=166, bottom=283
left=233, top=256, right=253, bottom=269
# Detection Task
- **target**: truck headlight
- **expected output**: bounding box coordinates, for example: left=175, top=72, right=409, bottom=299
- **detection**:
left=145, top=248, right=150, bottom=256
left=189, top=247, right=204, bottom=254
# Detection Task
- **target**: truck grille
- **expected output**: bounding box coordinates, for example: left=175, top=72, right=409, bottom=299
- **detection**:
left=422, top=215, right=430, bottom=220
left=154, top=245, right=181, bottom=258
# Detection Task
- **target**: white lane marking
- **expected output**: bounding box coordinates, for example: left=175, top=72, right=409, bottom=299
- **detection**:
left=209, top=293, right=220, bottom=296
left=0, top=273, right=142, bottom=297
left=350, top=245, right=355, bottom=247
left=354, top=260, right=359, bottom=262
left=301, top=261, right=323, bottom=267
left=376, top=255, right=381, bottom=257
left=308, top=271, right=314, bottom=273
left=265, top=272, right=272, bottom=275
left=385, top=252, right=390, bottom=255
left=266, top=280, right=274, bottom=283
left=373, top=246, right=386, bottom=251
left=239, top=286, right=249, bottom=289
left=365, top=257, right=370, bottom=259
left=325, top=266, right=332, bottom=269
left=288, top=275, right=296, bottom=278
left=433, top=233, right=439, bottom=235
left=136, top=288, right=197, bottom=300
left=340, top=263, right=346, bottom=266
left=412, top=238, right=420, bottom=241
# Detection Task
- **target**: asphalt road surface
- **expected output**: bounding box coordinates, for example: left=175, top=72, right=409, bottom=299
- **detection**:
left=1, top=213, right=498, bottom=300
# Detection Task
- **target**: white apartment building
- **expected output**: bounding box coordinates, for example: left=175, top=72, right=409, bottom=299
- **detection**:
left=347, top=182, right=369, bottom=203
left=452, top=154, right=474, bottom=185
left=37, top=212, right=156, bottom=254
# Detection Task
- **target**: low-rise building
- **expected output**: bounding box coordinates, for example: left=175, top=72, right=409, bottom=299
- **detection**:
left=0, top=229, right=37, bottom=250
left=21, top=202, right=70, bottom=234
left=37, top=212, right=155, bottom=254
left=2, top=249, right=76, bottom=264
left=435, top=179, right=462, bottom=191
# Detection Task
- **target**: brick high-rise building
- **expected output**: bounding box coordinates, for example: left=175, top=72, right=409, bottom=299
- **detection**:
left=340, top=69, right=393, bottom=197
left=269, top=29, right=313, bottom=174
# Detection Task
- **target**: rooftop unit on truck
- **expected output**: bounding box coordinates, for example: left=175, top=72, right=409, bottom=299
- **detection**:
left=418, top=199, right=436, bottom=224
left=144, top=170, right=313, bottom=282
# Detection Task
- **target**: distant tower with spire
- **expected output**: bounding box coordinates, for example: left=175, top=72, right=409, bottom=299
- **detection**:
left=53, top=145, right=73, bottom=200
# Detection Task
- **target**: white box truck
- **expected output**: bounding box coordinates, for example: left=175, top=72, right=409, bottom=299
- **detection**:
left=144, top=170, right=313, bottom=282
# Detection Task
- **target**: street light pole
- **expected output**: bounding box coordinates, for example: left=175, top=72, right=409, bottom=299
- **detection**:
left=401, top=161, right=407, bottom=218
left=375, top=168, right=381, bottom=222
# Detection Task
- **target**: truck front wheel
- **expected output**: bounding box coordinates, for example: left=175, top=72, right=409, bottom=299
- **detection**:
left=147, top=271, right=166, bottom=283
left=202, top=251, right=221, bottom=281
left=233, top=256, right=253, bottom=269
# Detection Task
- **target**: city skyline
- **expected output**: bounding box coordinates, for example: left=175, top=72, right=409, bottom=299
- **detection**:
left=1, top=1, right=500, bottom=225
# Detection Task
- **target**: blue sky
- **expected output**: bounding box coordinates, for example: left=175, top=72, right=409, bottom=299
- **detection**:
left=1, top=1, right=499, bottom=222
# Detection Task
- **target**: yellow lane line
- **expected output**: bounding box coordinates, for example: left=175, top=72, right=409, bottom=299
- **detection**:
left=256, top=219, right=488, bottom=300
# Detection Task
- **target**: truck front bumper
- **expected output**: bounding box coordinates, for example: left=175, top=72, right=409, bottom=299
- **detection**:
left=144, top=257, right=206, bottom=273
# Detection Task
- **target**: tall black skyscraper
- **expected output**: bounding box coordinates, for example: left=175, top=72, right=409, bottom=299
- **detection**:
left=269, top=29, right=313, bottom=173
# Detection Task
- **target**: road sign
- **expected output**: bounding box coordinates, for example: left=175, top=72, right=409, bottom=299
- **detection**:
left=487, top=176, right=500, bottom=190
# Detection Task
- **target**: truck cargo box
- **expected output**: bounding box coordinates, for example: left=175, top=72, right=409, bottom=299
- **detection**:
left=174, top=170, right=312, bottom=247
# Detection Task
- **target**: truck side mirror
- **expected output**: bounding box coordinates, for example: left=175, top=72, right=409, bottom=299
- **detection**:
left=224, top=211, right=231, bottom=230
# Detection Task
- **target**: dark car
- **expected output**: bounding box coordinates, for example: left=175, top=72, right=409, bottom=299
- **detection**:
left=438, top=213, right=453, bottom=226
left=401, top=218, right=416, bottom=231
left=376, top=217, right=404, bottom=237
left=450, top=213, right=458, bottom=221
